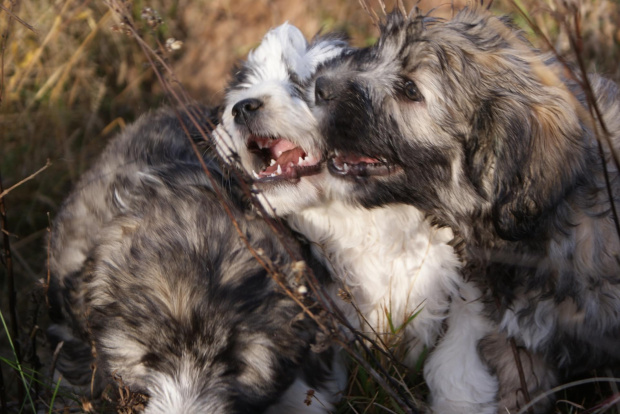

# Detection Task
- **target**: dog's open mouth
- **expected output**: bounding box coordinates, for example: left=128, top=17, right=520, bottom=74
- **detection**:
left=247, top=135, right=321, bottom=183
left=328, top=151, right=400, bottom=178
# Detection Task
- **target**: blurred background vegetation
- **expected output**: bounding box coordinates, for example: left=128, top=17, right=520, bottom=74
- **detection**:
left=1, top=0, right=619, bottom=412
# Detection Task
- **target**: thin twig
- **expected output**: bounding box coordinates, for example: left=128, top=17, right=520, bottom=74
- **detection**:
left=357, top=0, right=380, bottom=26
left=377, top=0, right=387, bottom=17
left=606, top=368, right=620, bottom=400
left=0, top=4, right=37, bottom=34
left=396, top=0, right=407, bottom=17
left=492, top=290, right=532, bottom=413
left=509, top=337, right=532, bottom=413
left=45, top=215, right=51, bottom=309
left=0, top=159, right=52, bottom=200
left=48, top=341, right=64, bottom=380
left=28, top=321, right=42, bottom=404
left=517, top=377, right=620, bottom=414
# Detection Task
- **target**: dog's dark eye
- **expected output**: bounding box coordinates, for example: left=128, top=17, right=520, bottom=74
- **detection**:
left=404, top=80, right=423, bottom=102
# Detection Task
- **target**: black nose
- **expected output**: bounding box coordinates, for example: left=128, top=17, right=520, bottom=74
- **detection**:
left=232, top=98, right=263, bottom=124
left=315, top=76, right=337, bottom=104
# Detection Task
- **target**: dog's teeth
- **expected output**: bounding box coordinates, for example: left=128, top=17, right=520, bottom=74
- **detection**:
left=270, top=159, right=277, bottom=166
left=334, top=149, right=340, bottom=156
left=298, top=157, right=304, bottom=165
left=343, top=162, right=350, bottom=172
left=252, top=170, right=260, bottom=179
left=276, top=164, right=282, bottom=175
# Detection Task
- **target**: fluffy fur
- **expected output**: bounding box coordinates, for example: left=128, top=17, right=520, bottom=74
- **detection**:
left=314, top=6, right=620, bottom=412
left=213, top=23, right=500, bottom=413
left=214, top=23, right=347, bottom=216
left=47, top=106, right=345, bottom=413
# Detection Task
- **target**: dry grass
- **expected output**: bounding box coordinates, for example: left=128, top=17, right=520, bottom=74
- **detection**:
left=1, top=0, right=619, bottom=412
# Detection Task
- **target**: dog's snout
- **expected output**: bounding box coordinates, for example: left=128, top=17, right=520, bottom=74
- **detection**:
left=315, top=76, right=337, bottom=104
left=232, top=98, right=263, bottom=124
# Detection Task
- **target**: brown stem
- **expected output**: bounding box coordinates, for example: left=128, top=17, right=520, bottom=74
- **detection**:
left=48, top=341, right=64, bottom=381
left=510, top=337, right=532, bottom=413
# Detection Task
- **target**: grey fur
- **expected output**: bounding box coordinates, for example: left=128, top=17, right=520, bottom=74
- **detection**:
left=47, top=106, right=341, bottom=413
left=314, top=7, right=620, bottom=413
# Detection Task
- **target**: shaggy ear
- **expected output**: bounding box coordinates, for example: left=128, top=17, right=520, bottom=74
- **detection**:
left=485, top=94, right=587, bottom=241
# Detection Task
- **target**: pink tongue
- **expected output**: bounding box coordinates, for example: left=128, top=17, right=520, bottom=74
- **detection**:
left=271, top=139, right=297, bottom=157
left=262, top=147, right=306, bottom=175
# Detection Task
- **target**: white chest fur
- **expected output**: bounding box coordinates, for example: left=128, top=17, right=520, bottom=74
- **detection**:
left=288, top=201, right=499, bottom=413
left=287, top=201, right=462, bottom=366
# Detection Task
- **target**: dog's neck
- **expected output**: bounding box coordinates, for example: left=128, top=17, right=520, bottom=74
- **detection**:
left=284, top=200, right=458, bottom=323
left=285, top=201, right=428, bottom=280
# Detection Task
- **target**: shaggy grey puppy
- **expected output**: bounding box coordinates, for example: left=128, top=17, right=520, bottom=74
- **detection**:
left=47, top=106, right=345, bottom=413
left=312, top=6, right=620, bottom=413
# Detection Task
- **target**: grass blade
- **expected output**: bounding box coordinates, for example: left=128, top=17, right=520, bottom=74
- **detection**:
left=0, top=310, right=35, bottom=413
left=48, top=376, right=62, bottom=414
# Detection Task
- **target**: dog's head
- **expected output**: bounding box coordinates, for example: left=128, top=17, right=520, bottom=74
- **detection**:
left=84, top=180, right=334, bottom=413
left=213, top=23, right=348, bottom=216
left=314, top=8, right=589, bottom=240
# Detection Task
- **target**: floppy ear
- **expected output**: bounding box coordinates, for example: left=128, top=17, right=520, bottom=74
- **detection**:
left=483, top=92, right=588, bottom=241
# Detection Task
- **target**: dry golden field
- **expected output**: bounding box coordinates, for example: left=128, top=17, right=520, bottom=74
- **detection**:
left=1, top=0, right=619, bottom=412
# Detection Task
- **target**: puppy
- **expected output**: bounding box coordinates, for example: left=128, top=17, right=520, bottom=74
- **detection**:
left=214, top=23, right=346, bottom=216
left=314, top=6, right=620, bottom=413
left=47, top=109, right=345, bottom=411
left=214, top=22, right=499, bottom=414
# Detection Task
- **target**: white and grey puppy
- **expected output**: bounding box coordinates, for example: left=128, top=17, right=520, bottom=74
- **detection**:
left=314, top=6, right=620, bottom=413
left=215, top=23, right=344, bottom=215
left=47, top=107, right=345, bottom=413
left=214, top=23, right=499, bottom=414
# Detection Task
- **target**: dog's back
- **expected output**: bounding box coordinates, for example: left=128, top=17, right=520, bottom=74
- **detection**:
left=48, top=106, right=220, bottom=286
left=47, top=107, right=344, bottom=413
left=48, top=106, right=220, bottom=390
